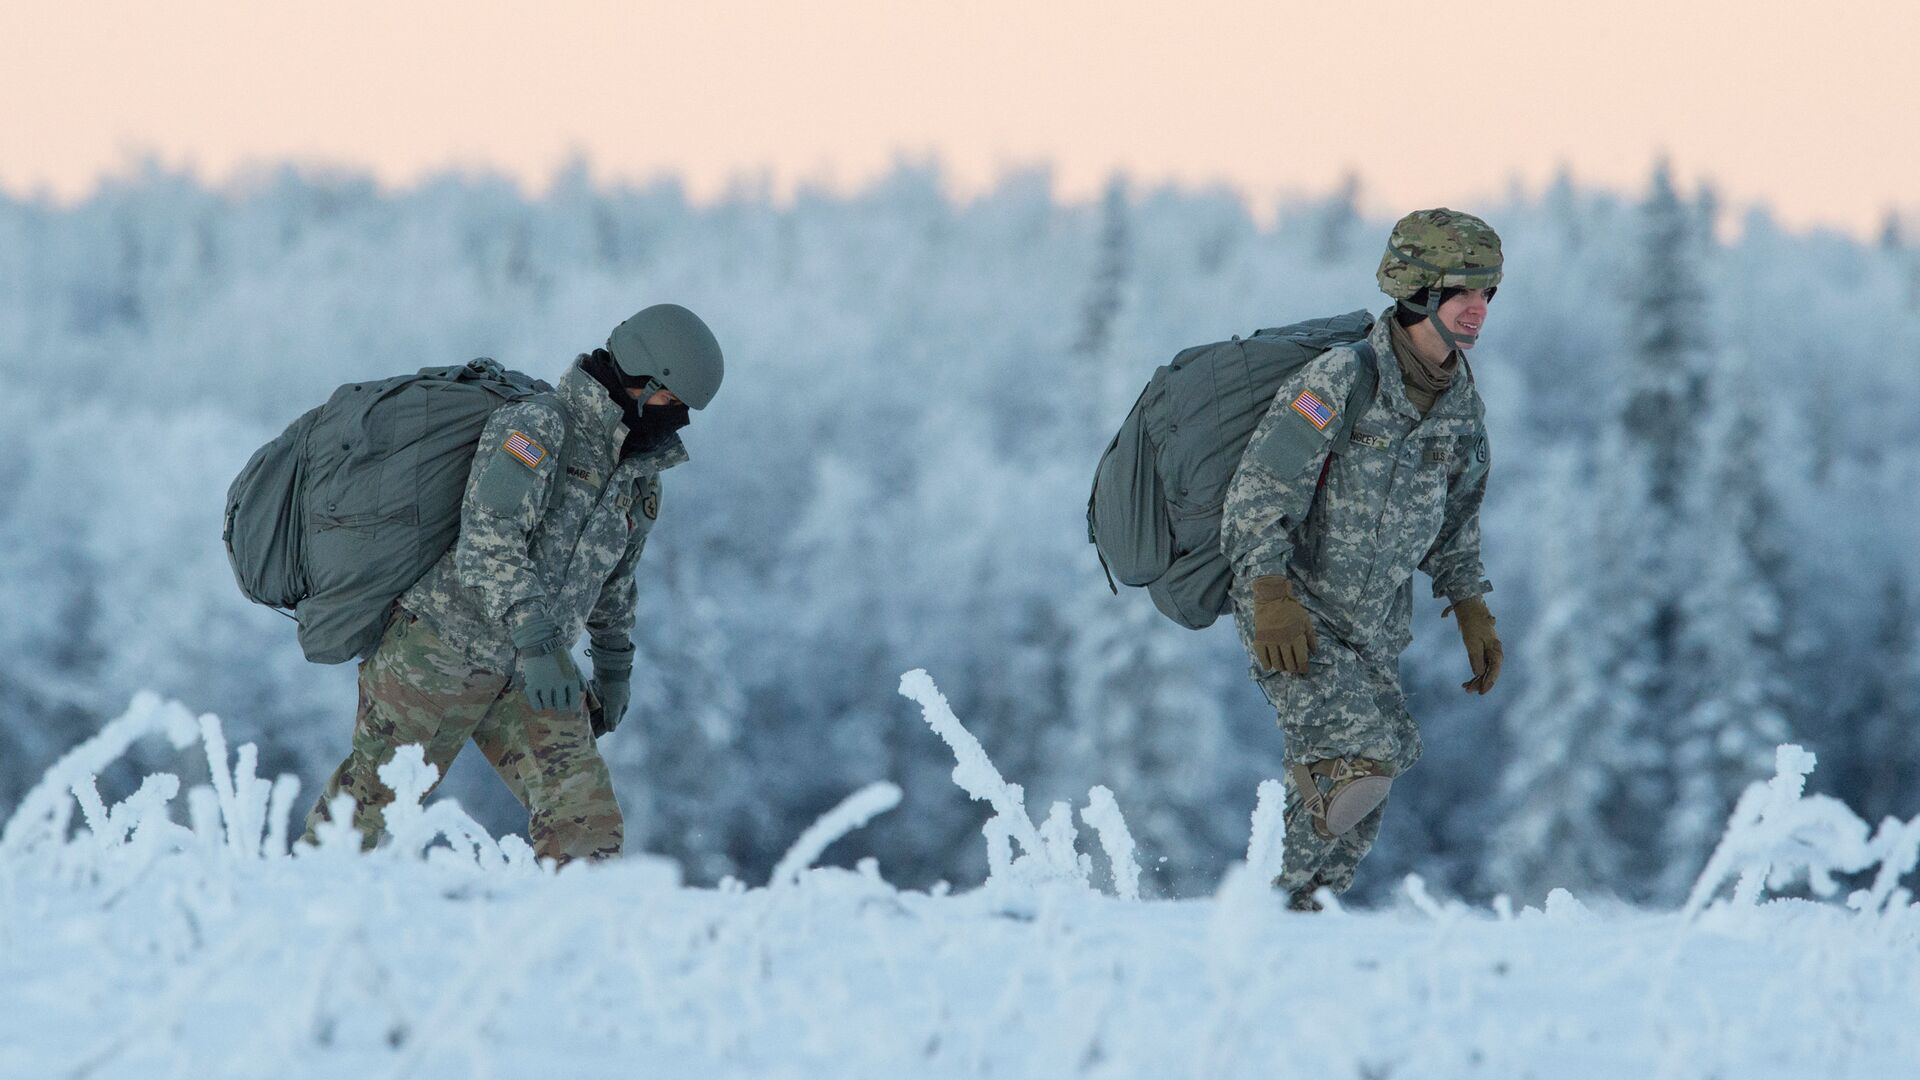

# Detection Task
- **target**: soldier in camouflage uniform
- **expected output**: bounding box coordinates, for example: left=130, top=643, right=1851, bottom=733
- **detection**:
left=302, top=304, right=725, bottom=864
left=1222, top=210, right=1506, bottom=909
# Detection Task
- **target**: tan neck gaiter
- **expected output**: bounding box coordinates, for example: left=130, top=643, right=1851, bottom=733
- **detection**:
left=1388, top=316, right=1457, bottom=416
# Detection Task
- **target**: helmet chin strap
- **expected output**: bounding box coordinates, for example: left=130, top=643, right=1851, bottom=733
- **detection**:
left=1400, top=294, right=1474, bottom=361
left=1434, top=312, right=1476, bottom=354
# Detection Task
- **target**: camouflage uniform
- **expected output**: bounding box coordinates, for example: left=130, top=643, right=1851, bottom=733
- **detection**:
left=1221, top=310, right=1491, bottom=895
left=304, top=359, right=685, bottom=861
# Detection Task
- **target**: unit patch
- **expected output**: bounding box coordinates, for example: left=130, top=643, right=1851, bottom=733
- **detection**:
left=503, top=431, right=547, bottom=470
left=1290, top=390, right=1334, bottom=430
left=642, top=493, right=659, bottom=520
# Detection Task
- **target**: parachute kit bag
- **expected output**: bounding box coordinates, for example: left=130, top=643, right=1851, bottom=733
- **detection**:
left=224, top=357, right=559, bottom=664
left=1087, top=311, right=1379, bottom=629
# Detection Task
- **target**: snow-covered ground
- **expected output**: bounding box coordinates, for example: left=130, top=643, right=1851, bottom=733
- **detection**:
left=4, top=674, right=1917, bottom=1079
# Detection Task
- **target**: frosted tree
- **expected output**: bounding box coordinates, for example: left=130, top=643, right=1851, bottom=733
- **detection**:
left=1620, top=160, right=1709, bottom=511
left=1313, top=171, right=1362, bottom=264
left=547, top=156, right=624, bottom=268
left=1495, top=162, right=1721, bottom=901
left=1490, top=449, right=1639, bottom=898
left=1885, top=209, right=1920, bottom=309
left=1074, top=175, right=1131, bottom=363
left=1828, top=573, right=1920, bottom=826
left=1879, top=210, right=1903, bottom=253
left=1591, top=161, right=1717, bottom=894
left=1543, top=167, right=1583, bottom=249
left=1659, top=351, right=1796, bottom=896
left=1060, top=581, right=1244, bottom=895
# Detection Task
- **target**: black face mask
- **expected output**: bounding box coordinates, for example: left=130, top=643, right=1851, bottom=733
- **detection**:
left=584, top=349, right=689, bottom=457
left=623, top=400, right=690, bottom=458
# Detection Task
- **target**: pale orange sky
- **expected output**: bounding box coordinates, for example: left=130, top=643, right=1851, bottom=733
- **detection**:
left=2, top=0, right=1913, bottom=236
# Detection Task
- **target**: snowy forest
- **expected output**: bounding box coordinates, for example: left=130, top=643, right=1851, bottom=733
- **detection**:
left=2, top=158, right=1916, bottom=907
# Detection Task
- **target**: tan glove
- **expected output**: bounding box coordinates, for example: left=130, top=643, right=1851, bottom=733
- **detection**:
left=1444, top=596, right=1503, bottom=694
left=1252, top=576, right=1317, bottom=674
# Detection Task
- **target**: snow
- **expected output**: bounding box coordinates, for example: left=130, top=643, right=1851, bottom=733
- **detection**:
left=4, top=679, right=1916, bottom=1078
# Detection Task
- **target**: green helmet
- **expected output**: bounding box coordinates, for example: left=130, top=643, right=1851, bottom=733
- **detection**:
left=607, top=304, right=725, bottom=410
left=1376, top=208, right=1504, bottom=300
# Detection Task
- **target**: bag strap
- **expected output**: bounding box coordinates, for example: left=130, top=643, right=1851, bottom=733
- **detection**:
left=1087, top=378, right=1155, bottom=596
left=522, top=391, right=572, bottom=521
left=1334, top=336, right=1380, bottom=450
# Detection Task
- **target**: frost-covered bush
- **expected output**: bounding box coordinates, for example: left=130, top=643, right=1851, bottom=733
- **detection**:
left=1686, top=744, right=1920, bottom=917
left=900, top=668, right=1141, bottom=898
left=3, top=689, right=1917, bottom=1078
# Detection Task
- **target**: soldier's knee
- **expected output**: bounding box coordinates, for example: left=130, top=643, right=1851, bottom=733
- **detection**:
left=1289, top=757, right=1394, bottom=838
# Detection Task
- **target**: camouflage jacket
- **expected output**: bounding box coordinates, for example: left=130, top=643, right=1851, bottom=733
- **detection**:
left=1221, top=310, right=1491, bottom=656
left=400, top=359, right=687, bottom=672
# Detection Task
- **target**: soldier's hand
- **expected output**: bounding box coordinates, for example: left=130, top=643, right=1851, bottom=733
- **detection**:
left=520, top=649, right=587, bottom=711
left=588, top=678, right=632, bottom=736
left=511, top=614, right=588, bottom=712
left=1444, top=596, right=1503, bottom=694
left=587, top=641, right=636, bottom=737
left=1251, top=576, right=1317, bottom=675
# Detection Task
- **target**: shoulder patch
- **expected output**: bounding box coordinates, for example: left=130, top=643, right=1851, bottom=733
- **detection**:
left=503, top=431, right=547, bottom=470
left=1290, top=390, right=1335, bottom=430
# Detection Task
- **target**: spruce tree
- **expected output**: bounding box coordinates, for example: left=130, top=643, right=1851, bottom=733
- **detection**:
left=1075, top=176, right=1131, bottom=362
left=1659, top=353, right=1795, bottom=896
left=1490, top=449, right=1637, bottom=898
left=1498, top=162, right=1719, bottom=902
left=1604, top=160, right=1715, bottom=895
left=1830, top=574, right=1920, bottom=825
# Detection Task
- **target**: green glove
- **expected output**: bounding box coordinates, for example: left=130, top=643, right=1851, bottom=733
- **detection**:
left=511, top=615, right=586, bottom=712
left=1251, top=576, right=1318, bottom=675
left=1444, top=595, right=1504, bottom=694
left=587, top=640, right=636, bottom=737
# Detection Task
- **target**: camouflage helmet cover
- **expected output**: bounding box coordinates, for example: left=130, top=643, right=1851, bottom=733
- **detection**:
left=1376, top=208, right=1504, bottom=300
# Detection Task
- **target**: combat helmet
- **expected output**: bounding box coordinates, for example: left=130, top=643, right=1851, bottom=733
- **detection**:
left=1377, top=208, right=1503, bottom=353
left=607, top=303, right=725, bottom=410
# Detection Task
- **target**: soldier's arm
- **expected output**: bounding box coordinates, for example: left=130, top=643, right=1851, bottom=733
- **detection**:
left=585, top=479, right=657, bottom=650
left=1419, top=424, right=1492, bottom=603
left=451, top=401, right=568, bottom=638
left=1221, top=349, right=1365, bottom=582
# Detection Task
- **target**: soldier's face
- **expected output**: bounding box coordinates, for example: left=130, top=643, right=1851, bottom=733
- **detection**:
left=1438, top=288, right=1493, bottom=348
left=628, top=387, right=681, bottom=407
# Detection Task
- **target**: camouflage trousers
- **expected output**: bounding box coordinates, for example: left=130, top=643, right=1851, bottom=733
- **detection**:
left=301, top=608, right=622, bottom=863
left=1238, top=605, right=1423, bottom=898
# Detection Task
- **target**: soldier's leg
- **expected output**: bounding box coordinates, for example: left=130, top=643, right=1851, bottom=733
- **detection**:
left=1310, top=803, right=1387, bottom=895
left=1301, top=656, right=1423, bottom=895
left=1257, top=643, right=1418, bottom=897
left=302, top=612, right=505, bottom=848
left=471, top=688, right=622, bottom=864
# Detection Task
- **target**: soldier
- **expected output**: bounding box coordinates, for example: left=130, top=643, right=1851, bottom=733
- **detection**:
left=1222, top=210, right=1506, bottom=909
left=301, top=303, right=724, bottom=864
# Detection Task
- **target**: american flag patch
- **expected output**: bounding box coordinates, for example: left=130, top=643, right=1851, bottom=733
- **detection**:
left=502, top=431, right=546, bottom=469
left=1290, top=390, right=1334, bottom=430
